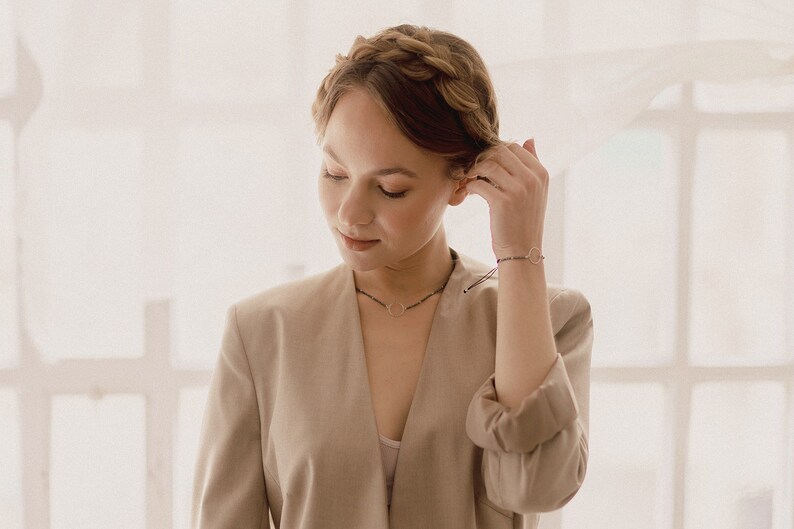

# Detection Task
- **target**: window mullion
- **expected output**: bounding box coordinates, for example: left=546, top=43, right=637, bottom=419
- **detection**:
left=785, top=379, right=794, bottom=527
left=19, top=360, right=51, bottom=529
left=672, top=81, right=696, bottom=529
left=787, top=130, right=794, bottom=372
left=144, top=299, right=176, bottom=529
left=146, top=388, right=177, bottom=529
left=670, top=374, right=692, bottom=529
left=785, top=130, right=794, bottom=529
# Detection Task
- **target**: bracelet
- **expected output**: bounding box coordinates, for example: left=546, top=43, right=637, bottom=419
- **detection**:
left=463, top=247, right=545, bottom=293
left=496, top=247, right=545, bottom=265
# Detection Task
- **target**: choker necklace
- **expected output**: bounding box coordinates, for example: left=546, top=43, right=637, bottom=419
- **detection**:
left=355, top=258, right=457, bottom=317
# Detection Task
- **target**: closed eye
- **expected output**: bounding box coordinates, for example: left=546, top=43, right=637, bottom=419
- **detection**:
left=379, top=188, right=407, bottom=199
left=321, top=170, right=346, bottom=182
left=321, top=170, right=407, bottom=199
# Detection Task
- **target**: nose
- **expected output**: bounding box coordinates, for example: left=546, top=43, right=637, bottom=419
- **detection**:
left=336, top=183, right=374, bottom=230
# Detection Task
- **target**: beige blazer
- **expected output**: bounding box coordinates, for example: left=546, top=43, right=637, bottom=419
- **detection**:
left=190, top=249, right=593, bottom=529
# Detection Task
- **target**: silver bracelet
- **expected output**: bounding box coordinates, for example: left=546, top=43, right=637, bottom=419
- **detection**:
left=463, top=247, right=545, bottom=293
left=496, top=247, right=545, bottom=265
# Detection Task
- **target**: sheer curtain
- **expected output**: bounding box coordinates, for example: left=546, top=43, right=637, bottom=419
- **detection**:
left=1, top=1, right=792, bottom=528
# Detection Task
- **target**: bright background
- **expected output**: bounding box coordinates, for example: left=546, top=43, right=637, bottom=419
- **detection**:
left=1, top=1, right=793, bottom=528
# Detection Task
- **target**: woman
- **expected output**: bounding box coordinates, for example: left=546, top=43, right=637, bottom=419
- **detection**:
left=191, top=24, right=593, bottom=529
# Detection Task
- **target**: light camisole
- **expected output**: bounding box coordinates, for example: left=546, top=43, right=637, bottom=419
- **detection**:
left=378, top=433, right=401, bottom=506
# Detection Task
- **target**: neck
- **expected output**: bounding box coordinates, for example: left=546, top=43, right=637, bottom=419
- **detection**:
left=352, top=229, right=455, bottom=303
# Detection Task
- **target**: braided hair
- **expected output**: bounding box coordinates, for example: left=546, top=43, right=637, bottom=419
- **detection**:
left=312, top=24, right=502, bottom=179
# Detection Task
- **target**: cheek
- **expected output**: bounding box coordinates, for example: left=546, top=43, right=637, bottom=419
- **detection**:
left=416, top=189, right=448, bottom=220
left=417, top=194, right=452, bottom=233
left=387, top=197, right=444, bottom=235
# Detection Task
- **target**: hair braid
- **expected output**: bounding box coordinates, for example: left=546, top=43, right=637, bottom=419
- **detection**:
left=312, top=24, right=501, bottom=176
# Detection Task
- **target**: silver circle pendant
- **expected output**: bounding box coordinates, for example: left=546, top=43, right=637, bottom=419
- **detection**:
left=386, top=302, right=406, bottom=317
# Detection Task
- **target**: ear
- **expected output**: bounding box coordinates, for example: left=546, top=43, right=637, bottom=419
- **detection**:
left=448, top=174, right=469, bottom=207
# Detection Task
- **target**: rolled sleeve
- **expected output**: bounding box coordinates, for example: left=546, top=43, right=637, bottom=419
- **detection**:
left=465, top=288, right=593, bottom=514
left=466, top=353, right=578, bottom=453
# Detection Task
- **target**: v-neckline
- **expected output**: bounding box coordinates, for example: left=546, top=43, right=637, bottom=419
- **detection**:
left=349, top=266, right=447, bottom=448
left=345, top=248, right=463, bottom=500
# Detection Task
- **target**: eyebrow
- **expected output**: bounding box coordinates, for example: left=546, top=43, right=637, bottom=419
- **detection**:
left=323, top=146, right=420, bottom=179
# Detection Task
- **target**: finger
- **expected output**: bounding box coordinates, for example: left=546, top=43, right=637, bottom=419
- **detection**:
left=488, top=142, right=544, bottom=185
left=463, top=176, right=502, bottom=204
left=476, top=146, right=540, bottom=193
left=475, top=175, right=499, bottom=189
left=490, top=143, right=532, bottom=178
left=508, top=142, right=548, bottom=181
left=468, top=161, right=517, bottom=193
left=508, top=142, right=540, bottom=171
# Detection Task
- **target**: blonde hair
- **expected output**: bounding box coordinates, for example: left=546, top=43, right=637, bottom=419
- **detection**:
left=311, top=24, right=502, bottom=178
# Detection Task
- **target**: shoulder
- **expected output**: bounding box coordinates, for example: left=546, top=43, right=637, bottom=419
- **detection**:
left=229, top=263, right=348, bottom=328
left=548, top=287, right=592, bottom=337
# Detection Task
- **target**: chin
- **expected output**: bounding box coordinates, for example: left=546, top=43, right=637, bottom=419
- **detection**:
left=334, top=243, right=384, bottom=272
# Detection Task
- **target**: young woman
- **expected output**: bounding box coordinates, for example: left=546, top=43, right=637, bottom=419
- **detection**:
left=191, top=24, right=593, bottom=529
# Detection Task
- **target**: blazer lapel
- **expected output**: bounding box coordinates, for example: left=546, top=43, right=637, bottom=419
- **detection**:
left=335, top=264, right=393, bottom=525
left=270, top=262, right=390, bottom=528
left=388, top=250, right=500, bottom=528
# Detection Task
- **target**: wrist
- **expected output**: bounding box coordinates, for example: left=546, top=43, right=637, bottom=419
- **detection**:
left=495, top=246, right=545, bottom=264
left=497, top=255, right=547, bottom=288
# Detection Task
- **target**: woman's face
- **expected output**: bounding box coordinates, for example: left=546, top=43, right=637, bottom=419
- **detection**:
left=318, top=88, right=466, bottom=271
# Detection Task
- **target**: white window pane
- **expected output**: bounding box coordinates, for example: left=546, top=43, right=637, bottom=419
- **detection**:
left=690, top=130, right=791, bottom=365
left=0, top=389, right=23, bottom=529
left=562, top=383, right=670, bottom=529
left=1, top=121, right=16, bottom=367
left=169, top=0, right=290, bottom=104
left=28, top=128, right=144, bottom=361
left=172, top=125, right=292, bottom=369
left=173, top=386, right=209, bottom=529
left=694, top=79, right=794, bottom=113
left=62, top=1, right=142, bottom=89
left=51, top=394, right=146, bottom=529
left=686, top=382, right=788, bottom=529
left=565, top=129, right=678, bottom=366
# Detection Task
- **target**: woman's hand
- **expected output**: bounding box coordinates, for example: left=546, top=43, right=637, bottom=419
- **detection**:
left=462, top=138, right=549, bottom=260
left=464, top=138, right=558, bottom=411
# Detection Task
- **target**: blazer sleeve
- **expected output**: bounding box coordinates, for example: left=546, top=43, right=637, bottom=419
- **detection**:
left=190, top=304, right=271, bottom=529
left=465, top=287, right=593, bottom=514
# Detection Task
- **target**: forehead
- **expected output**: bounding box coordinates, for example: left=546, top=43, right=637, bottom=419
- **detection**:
left=323, top=89, right=445, bottom=173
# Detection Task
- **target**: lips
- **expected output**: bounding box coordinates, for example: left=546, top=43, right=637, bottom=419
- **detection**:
left=338, top=230, right=379, bottom=251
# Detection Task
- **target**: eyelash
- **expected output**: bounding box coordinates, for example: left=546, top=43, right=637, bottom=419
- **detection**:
left=321, top=170, right=407, bottom=199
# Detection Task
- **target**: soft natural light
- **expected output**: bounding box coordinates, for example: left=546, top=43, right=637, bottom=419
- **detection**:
left=2, top=1, right=793, bottom=528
